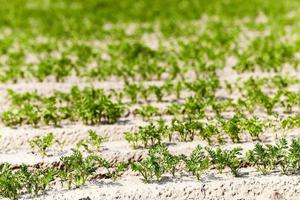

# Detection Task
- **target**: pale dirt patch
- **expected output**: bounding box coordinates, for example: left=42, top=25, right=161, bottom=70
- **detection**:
left=26, top=169, right=300, bottom=200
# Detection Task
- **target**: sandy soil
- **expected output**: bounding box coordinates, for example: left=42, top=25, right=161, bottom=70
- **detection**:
left=26, top=169, right=300, bottom=200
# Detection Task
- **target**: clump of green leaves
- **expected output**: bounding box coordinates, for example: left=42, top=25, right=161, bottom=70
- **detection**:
left=242, top=116, right=264, bottom=141
left=207, top=147, right=242, bottom=177
left=59, top=150, right=98, bottom=189
left=219, top=114, right=243, bottom=143
left=17, top=165, right=58, bottom=196
left=247, top=138, right=300, bottom=175
left=171, top=118, right=202, bottom=142
left=131, top=144, right=180, bottom=182
left=133, top=104, right=160, bottom=120
left=183, top=145, right=209, bottom=180
left=77, top=130, right=108, bottom=152
left=29, top=132, right=55, bottom=157
left=2, top=87, right=125, bottom=127
left=0, top=164, right=21, bottom=200
left=125, top=122, right=167, bottom=148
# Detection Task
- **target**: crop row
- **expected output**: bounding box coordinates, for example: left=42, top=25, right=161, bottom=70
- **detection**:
left=1, top=17, right=300, bottom=83
left=2, top=0, right=298, bottom=38
left=1, top=138, right=300, bottom=199
left=28, top=130, right=108, bottom=158
left=1, top=76, right=299, bottom=127
left=125, top=114, right=300, bottom=147
left=17, top=114, right=300, bottom=157
left=2, top=87, right=124, bottom=126
left=132, top=138, right=300, bottom=182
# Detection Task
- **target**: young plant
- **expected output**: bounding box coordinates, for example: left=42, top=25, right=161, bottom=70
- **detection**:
left=124, top=122, right=164, bottom=148
left=281, top=115, right=300, bottom=131
left=207, top=147, right=242, bottom=177
left=184, top=77, right=219, bottom=98
left=182, top=96, right=206, bottom=116
left=0, top=163, right=21, bottom=200
left=148, top=144, right=180, bottom=177
left=165, top=102, right=182, bottom=116
left=246, top=143, right=275, bottom=175
left=220, top=114, right=243, bottom=143
left=124, top=83, right=141, bottom=103
left=110, top=162, right=129, bottom=181
left=288, top=139, right=300, bottom=173
left=133, top=104, right=160, bottom=120
left=131, top=157, right=157, bottom=183
left=242, top=116, right=264, bottom=141
left=273, top=138, right=289, bottom=174
left=131, top=144, right=178, bottom=182
left=140, top=123, right=163, bottom=147
left=29, top=132, right=55, bottom=157
left=199, top=124, right=218, bottom=145
left=59, top=150, right=98, bottom=189
left=124, top=131, right=140, bottom=149
left=171, top=118, right=201, bottom=142
left=148, top=85, right=164, bottom=102
left=17, top=165, right=58, bottom=196
left=77, top=130, right=108, bottom=152
left=184, top=145, right=209, bottom=180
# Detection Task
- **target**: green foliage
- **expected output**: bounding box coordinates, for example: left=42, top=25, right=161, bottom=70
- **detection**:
left=242, top=116, right=264, bottom=141
left=125, top=122, right=168, bottom=148
left=17, top=165, right=58, bottom=196
left=182, top=97, right=206, bottom=116
left=124, top=83, right=142, bottom=103
left=220, top=114, right=243, bottom=143
left=184, top=145, right=209, bottom=180
left=60, top=150, right=98, bottom=189
left=0, top=164, right=21, bottom=200
left=2, top=0, right=300, bottom=197
left=77, top=130, right=108, bottom=152
left=207, top=147, right=242, bottom=176
left=288, top=139, right=300, bottom=173
left=171, top=118, right=202, bottom=142
left=2, top=87, right=125, bottom=126
left=199, top=124, right=218, bottom=145
left=133, top=104, right=160, bottom=120
left=281, top=115, right=300, bottom=130
left=246, top=143, right=274, bottom=175
left=131, top=158, right=157, bottom=183
left=246, top=139, right=291, bottom=175
left=131, top=144, right=179, bottom=182
left=29, top=132, right=55, bottom=157
left=110, top=162, right=129, bottom=181
left=241, top=79, right=282, bottom=114
left=185, top=76, right=219, bottom=98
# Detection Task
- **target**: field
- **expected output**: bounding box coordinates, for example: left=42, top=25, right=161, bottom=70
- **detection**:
left=0, top=0, right=300, bottom=199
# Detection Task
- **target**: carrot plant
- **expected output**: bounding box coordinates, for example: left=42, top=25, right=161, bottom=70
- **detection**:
left=204, top=124, right=221, bottom=145
left=184, top=145, right=209, bottom=180
left=59, top=150, right=98, bottom=189
left=125, top=121, right=169, bottom=148
left=133, top=104, right=160, bottom=120
left=29, top=132, right=55, bottom=157
left=131, top=144, right=179, bottom=182
left=77, top=130, right=108, bottom=152
left=1, top=87, right=125, bottom=126
left=219, top=114, right=243, bottom=143
left=207, top=147, right=243, bottom=177
left=288, top=139, right=300, bottom=173
left=246, top=143, right=272, bottom=175
left=0, top=163, right=21, bottom=200
left=17, top=165, right=58, bottom=196
left=171, top=118, right=199, bottom=142
left=242, top=116, right=264, bottom=141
